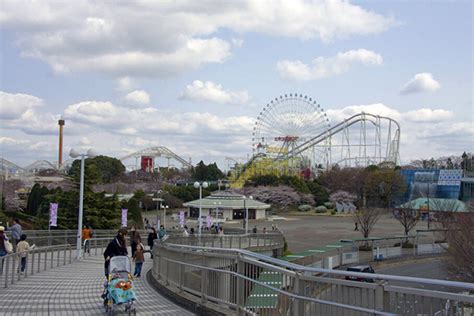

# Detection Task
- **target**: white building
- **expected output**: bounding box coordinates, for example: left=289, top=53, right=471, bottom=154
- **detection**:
left=183, top=191, right=270, bottom=221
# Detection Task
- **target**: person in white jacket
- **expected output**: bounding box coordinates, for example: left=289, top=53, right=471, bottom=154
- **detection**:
left=16, top=234, right=35, bottom=273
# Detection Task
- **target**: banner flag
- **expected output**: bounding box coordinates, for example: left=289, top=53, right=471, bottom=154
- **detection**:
left=49, top=203, right=58, bottom=227
left=121, top=209, right=128, bottom=227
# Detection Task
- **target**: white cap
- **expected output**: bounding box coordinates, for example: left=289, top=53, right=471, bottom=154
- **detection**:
left=0, top=226, right=5, bottom=232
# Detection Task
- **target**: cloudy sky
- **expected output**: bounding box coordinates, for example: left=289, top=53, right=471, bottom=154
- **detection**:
left=0, top=0, right=472, bottom=169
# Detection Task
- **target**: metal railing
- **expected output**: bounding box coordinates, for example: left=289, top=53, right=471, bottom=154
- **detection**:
left=164, top=232, right=284, bottom=251
left=1, top=244, right=73, bottom=288
left=153, top=242, right=474, bottom=316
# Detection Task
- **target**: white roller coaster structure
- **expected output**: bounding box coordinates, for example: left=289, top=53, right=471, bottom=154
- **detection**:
left=251, top=94, right=401, bottom=172
left=120, top=146, right=192, bottom=170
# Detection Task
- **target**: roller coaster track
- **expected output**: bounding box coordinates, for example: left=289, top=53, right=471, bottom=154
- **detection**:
left=120, top=146, right=192, bottom=169
left=277, top=112, right=400, bottom=165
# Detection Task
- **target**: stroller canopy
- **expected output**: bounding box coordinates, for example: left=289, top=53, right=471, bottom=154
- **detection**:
left=109, top=256, right=131, bottom=274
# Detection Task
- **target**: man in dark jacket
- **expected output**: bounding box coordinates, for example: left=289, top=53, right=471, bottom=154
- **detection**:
left=103, top=228, right=128, bottom=277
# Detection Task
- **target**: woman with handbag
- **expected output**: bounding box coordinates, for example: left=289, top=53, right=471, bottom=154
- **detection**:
left=0, top=226, right=13, bottom=275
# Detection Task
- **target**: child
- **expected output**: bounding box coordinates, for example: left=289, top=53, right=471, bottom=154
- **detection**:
left=16, top=234, right=35, bottom=273
left=132, top=243, right=145, bottom=278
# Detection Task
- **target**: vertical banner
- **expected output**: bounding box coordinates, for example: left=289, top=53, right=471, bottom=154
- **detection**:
left=206, top=215, right=212, bottom=228
left=49, top=203, right=58, bottom=227
left=179, top=211, right=185, bottom=227
left=156, top=219, right=160, bottom=229
left=121, top=208, right=128, bottom=227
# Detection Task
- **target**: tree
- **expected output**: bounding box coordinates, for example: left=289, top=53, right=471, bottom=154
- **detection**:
left=364, top=169, right=406, bottom=208
left=306, top=180, right=329, bottom=205
left=443, top=208, right=474, bottom=282
left=127, top=197, right=143, bottom=228
left=192, top=161, right=224, bottom=181
left=393, top=207, right=420, bottom=238
left=69, top=155, right=125, bottom=184
left=353, top=208, right=382, bottom=239
left=26, top=183, right=43, bottom=215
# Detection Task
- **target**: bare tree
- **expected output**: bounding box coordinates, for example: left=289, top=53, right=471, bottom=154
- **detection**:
left=444, top=211, right=474, bottom=282
left=353, top=208, right=382, bottom=239
left=393, top=208, right=420, bottom=236
left=435, top=199, right=474, bottom=282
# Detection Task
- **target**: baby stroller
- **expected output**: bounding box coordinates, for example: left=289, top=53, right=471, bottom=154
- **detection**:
left=103, top=256, right=137, bottom=315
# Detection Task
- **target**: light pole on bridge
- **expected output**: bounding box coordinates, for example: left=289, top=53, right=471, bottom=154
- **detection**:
left=70, top=148, right=97, bottom=260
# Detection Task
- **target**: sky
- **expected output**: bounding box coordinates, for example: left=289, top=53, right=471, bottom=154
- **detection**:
left=0, top=0, right=473, bottom=170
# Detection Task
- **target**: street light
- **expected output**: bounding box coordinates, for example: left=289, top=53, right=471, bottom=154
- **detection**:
left=194, top=181, right=208, bottom=235
left=70, top=148, right=97, bottom=259
left=242, top=195, right=253, bottom=234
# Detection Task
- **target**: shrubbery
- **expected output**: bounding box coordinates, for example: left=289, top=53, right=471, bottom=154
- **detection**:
left=315, top=205, right=327, bottom=213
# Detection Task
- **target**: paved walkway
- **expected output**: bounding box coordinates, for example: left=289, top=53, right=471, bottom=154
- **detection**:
left=0, top=255, right=195, bottom=316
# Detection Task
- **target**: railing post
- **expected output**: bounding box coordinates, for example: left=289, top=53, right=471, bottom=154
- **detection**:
left=11, top=255, right=15, bottom=285
left=200, top=252, right=208, bottom=304
left=38, top=250, right=41, bottom=273
left=375, top=281, right=389, bottom=312
left=51, top=249, right=54, bottom=268
left=179, top=257, right=185, bottom=293
left=44, top=249, right=47, bottom=271
left=236, top=254, right=245, bottom=315
left=63, top=245, right=67, bottom=265
left=4, top=257, right=9, bottom=288
left=294, top=272, right=305, bottom=316
left=30, top=252, right=35, bottom=275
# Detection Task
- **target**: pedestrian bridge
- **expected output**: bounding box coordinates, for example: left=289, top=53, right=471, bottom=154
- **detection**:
left=1, top=230, right=473, bottom=315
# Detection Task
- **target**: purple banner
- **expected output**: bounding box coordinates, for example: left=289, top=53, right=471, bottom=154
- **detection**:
left=121, top=208, right=128, bottom=227
left=49, top=203, right=58, bottom=227
left=206, top=215, right=212, bottom=228
left=179, top=211, right=185, bottom=227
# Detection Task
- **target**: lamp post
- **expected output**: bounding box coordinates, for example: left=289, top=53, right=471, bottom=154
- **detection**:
left=242, top=195, right=253, bottom=234
left=154, top=190, right=163, bottom=229
left=194, top=181, right=208, bottom=235
left=69, top=148, right=97, bottom=259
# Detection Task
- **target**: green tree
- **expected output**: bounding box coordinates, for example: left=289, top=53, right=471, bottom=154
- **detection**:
left=306, top=180, right=329, bottom=205
left=69, top=155, right=125, bottom=185
left=127, top=197, right=143, bottom=228
left=26, top=183, right=44, bottom=215
left=192, top=161, right=224, bottom=181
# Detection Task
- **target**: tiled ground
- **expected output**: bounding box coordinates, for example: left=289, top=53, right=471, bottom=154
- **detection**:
left=0, top=255, right=195, bottom=316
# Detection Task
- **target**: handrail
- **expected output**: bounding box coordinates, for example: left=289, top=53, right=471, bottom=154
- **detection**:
left=163, top=242, right=474, bottom=290
left=1, top=244, right=73, bottom=288
left=153, top=240, right=474, bottom=315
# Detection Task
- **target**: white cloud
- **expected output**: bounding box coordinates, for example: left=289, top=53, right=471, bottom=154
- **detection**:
left=79, top=137, right=92, bottom=145
left=232, top=38, right=244, bottom=47
left=400, top=73, right=441, bottom=94
left=116, top=77, right=134, bottom=91
left=277, top=49, right=383, bottom=80
left=0, top=1, right=395, bottom=77
left=125, top=90, right=151, bottom=106
left=180, top=80, right=249, bottom=105
left=0, top=91, right=44, bottom=119
left=0, top=136, right=29, bottom=146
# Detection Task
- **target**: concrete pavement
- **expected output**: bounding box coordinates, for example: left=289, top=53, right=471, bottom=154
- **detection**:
left=0, top=255, right=194, bottom=316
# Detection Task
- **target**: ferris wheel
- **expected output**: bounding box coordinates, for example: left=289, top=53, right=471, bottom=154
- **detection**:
left=252, top=93, right=331, bottom=167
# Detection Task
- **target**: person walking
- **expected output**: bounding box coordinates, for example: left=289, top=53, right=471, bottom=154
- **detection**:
left=8, top=219, right=22, bottom=251
left=158, top=225, right=166, bottom=240
left=147, top=227, right=157, bottom=259
left=16, top=234, right=35, bottom=273
left=133, top=243, right=145, bottom=278
left=131, top=230, right=141, bottom=257
left=0, top=226, right=13, bottom=275
left=252, top=226, right=257, bottom=234
left=354, top=222, right=359, bottom=231
left=103, top=228, right=128, bottom=277
left=82, top=225, right=92, bottom=254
